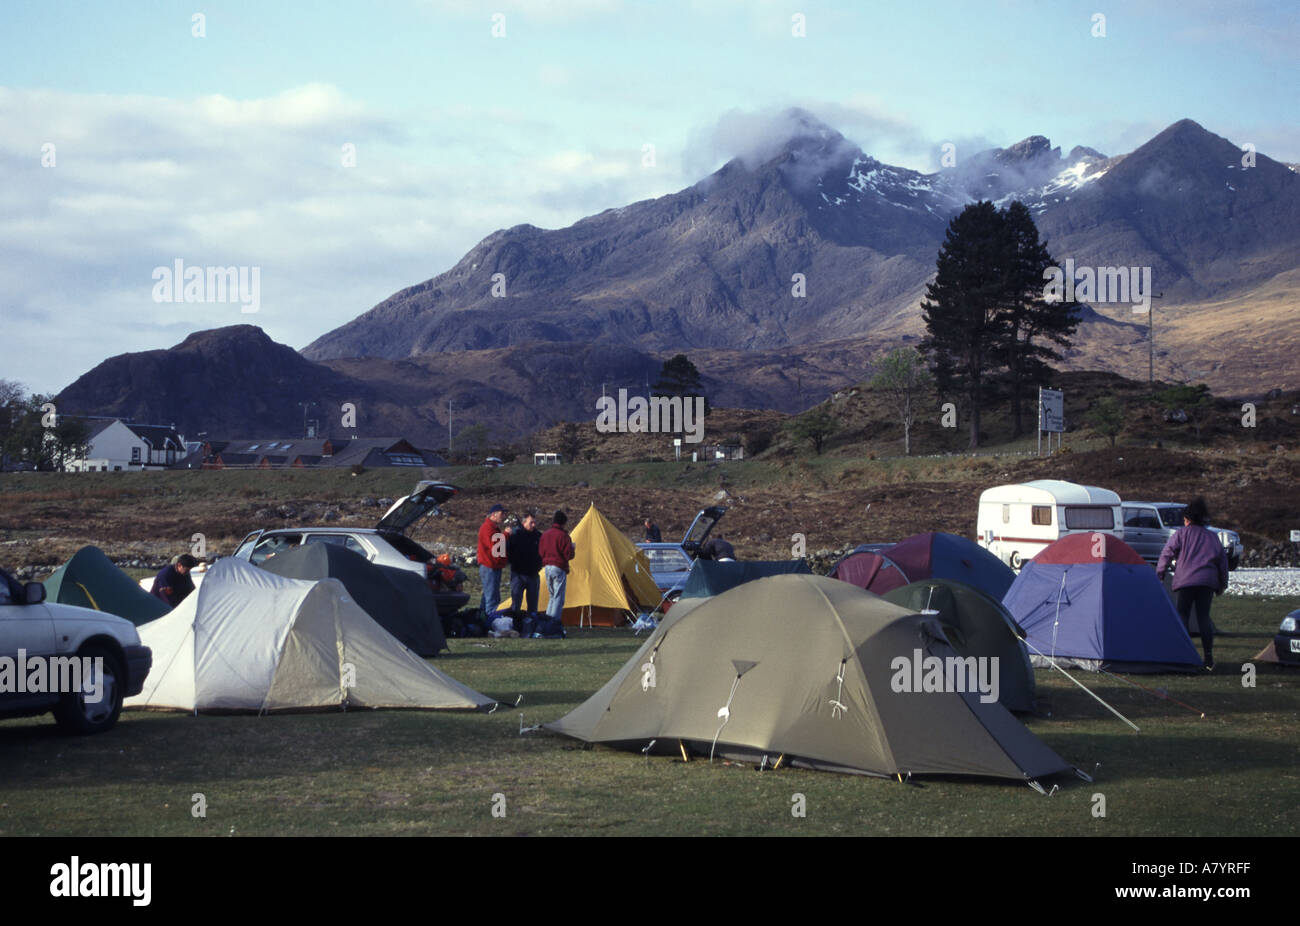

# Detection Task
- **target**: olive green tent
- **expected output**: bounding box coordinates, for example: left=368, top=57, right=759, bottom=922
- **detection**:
left=549, top=574, right=1076, bottom=784
left=44, top=546, right=171, bottom=626
left=882, top=579, right=1036, bottom=713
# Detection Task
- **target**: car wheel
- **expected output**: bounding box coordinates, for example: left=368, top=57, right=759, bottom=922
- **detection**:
left=1227, top=554, right=1239, bottom=572
left=53, top=644, right=124, bottom=735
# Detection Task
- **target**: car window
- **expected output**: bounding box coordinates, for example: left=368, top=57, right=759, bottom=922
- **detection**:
left=644, top=548, right=691, bottom=571
left=304, top=534, right=369, bottom=557
left=250, top=534, right=302, bottom=566
left=1124, top=508, right=1160, bottom=529
left=1159, top=507, right=1186, bottom=528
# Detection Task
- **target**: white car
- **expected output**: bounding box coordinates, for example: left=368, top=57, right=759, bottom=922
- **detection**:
left=0, top=567, right=152, bottom=734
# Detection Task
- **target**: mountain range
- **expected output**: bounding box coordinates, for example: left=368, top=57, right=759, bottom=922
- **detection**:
left=59, top=113, right=1300, bottom=445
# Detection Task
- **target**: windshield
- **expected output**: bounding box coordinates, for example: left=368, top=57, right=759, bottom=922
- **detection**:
left=1159, top=507, right=1186, bottom=528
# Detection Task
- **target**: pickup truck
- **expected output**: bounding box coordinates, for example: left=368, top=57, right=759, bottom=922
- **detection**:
left=0, top=566, right=151, bottom=734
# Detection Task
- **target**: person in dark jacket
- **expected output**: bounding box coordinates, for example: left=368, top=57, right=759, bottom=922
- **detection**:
left=506, top=511, right=543, bottom=622
left=701, top=533, right=736, bottom=561
left=538, top=510, right=576, bottom=622
left=150, top=554, right=198, bottom=609
left=642, top=517, right=662, bottom=543
left=1157, top=497, right=1229, bottom=670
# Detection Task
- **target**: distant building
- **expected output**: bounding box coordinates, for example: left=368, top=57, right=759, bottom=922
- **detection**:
left=182, top=437, right=447, bottom=470
left=706, top=443, right=744, bottom=461
left=66, top=419, right=187, bottom=472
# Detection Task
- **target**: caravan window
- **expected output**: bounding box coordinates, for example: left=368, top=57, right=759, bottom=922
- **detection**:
left=1064, top=507, right=1114, bottom=530
left=1001, top=504, right=1010, bottom=524
left=1031, top=505, right=1052, bottom=526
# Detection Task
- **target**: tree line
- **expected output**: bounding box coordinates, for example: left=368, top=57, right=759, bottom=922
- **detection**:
left=0, top=380, right=91, bottom=471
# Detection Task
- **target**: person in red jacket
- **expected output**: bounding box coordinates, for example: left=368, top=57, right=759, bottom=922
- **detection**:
left=539, top=510, right=576, bottom=622
left=477, top=503, right=509, bottom=617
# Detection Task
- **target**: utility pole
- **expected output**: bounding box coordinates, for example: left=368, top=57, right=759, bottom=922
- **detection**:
left=447, top=400, right=453, bottom=456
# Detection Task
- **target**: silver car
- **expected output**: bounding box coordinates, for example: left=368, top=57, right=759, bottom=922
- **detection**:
left=1121, top=502, right=1243, bottom=570
left=232, top=481, right=470, bottom=614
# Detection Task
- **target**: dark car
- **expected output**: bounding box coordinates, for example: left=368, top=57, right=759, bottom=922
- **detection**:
left=233, top=481, right=470, bottom=617
left=1274, top=609, right=1300, bottom=666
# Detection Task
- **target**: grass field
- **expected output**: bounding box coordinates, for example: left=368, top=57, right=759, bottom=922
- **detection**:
left=1, top=596, right=1295, bottom=837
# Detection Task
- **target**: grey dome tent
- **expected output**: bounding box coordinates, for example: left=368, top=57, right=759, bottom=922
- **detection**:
left=549, top=574, right=1077, bottom=784
left=882, top=578, right=1036, bottom=713
left=259, top=542, right=446, bottom=656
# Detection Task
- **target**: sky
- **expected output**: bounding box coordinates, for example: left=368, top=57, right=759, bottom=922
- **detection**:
left=1, top=0, right=1297, bottom=393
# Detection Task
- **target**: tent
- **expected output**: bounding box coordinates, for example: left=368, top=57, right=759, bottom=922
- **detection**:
left=44, top=546, right=171, bottom=626
left=1001, top=533, right=1202, bottom=672
left=882, top=579, right=1036, bottom=713
left=882, top=532, right=1017, bottom=602
left=259, top=542, right=446, bottom=656
left=549, top=574, right=1077, bottom=784
left=827, top=548, right=909, bottom=595
left=679, top=558, right=811, bottom=599
left=504, top=504, right=661, bottom=627
left=126, top=558, right=492, bottom=712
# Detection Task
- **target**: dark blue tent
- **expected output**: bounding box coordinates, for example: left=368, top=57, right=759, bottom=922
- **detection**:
left=883, top=532, right=1017, bottom=602
left=1002, top=534, right=1202, bottom=672
left=680, top=559, right=811, bottom=599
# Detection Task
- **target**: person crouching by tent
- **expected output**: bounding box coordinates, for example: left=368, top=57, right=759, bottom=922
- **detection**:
left=539, top=511, right=575, bottom=629
left=1157, top=496, right=1229, bottom=670
left=477, top=503, right=509, bottom=619
left=507, top=510, right=543, bottom=633
left=150, top=553, right=198, bottom=609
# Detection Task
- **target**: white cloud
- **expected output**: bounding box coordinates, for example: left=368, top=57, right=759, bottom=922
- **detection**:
left=0, top=84, right=683, bottom=393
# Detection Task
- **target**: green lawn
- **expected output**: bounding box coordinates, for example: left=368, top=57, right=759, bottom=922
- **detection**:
left=1, top=596, right=1296, bottom=836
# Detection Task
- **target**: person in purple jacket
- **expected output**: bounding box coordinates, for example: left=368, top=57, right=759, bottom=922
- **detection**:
left=1157, top=497, right=1229, bottom=670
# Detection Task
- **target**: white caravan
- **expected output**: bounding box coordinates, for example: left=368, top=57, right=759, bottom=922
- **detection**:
left=977, top=479, right=1124, bottom=570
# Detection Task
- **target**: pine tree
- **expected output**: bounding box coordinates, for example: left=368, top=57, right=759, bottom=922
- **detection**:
left=920, top=201, right=1009, bottom=449
left=652, top=354, right=709, bottom=413
left=996, top=201, right=1078, bottom=438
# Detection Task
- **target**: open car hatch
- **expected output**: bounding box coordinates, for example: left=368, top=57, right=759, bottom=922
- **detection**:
left=681, top=505, right=726, bottom=557
left=376, top=481, right=459, bottom=534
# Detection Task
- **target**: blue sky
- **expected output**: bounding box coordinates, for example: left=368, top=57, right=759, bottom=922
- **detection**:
left=2, top=0, right=1297, bottom=392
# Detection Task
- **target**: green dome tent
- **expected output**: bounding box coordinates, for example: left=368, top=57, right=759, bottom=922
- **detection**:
left=44, top=546, right=171, bottom=626
left=550, top=574, right=1076, bottom=784
left=882, top=579, right=1036, bottom=713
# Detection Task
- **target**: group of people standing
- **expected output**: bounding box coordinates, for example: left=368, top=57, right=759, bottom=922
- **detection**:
left=476, top=504, right=575, bottom=635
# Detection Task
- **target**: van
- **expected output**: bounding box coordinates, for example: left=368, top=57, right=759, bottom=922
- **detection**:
left=977, top=479, right=1124, bottom=570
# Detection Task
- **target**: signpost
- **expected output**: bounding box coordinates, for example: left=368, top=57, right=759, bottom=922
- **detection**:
left=1038, top=388, right=1064, bottom=456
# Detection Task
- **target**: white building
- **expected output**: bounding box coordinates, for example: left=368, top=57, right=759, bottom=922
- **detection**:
left=67, top=420, right=187, bottom=472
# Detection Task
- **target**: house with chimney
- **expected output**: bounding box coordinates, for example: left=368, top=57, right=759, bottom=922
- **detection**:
left=66, top=419, right=187, bottom=471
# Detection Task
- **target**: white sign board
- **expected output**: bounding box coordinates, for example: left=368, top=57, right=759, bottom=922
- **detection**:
left=1291, top=530, right=1300, bottom=542
left=1039, top=388, right=1065, bottom=433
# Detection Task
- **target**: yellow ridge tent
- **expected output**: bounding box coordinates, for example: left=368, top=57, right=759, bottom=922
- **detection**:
left=505, top=504, right=661, bottom=627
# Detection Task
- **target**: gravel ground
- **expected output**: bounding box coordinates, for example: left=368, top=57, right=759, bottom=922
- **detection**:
left=1225, top=567, right=1300, bottom=597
